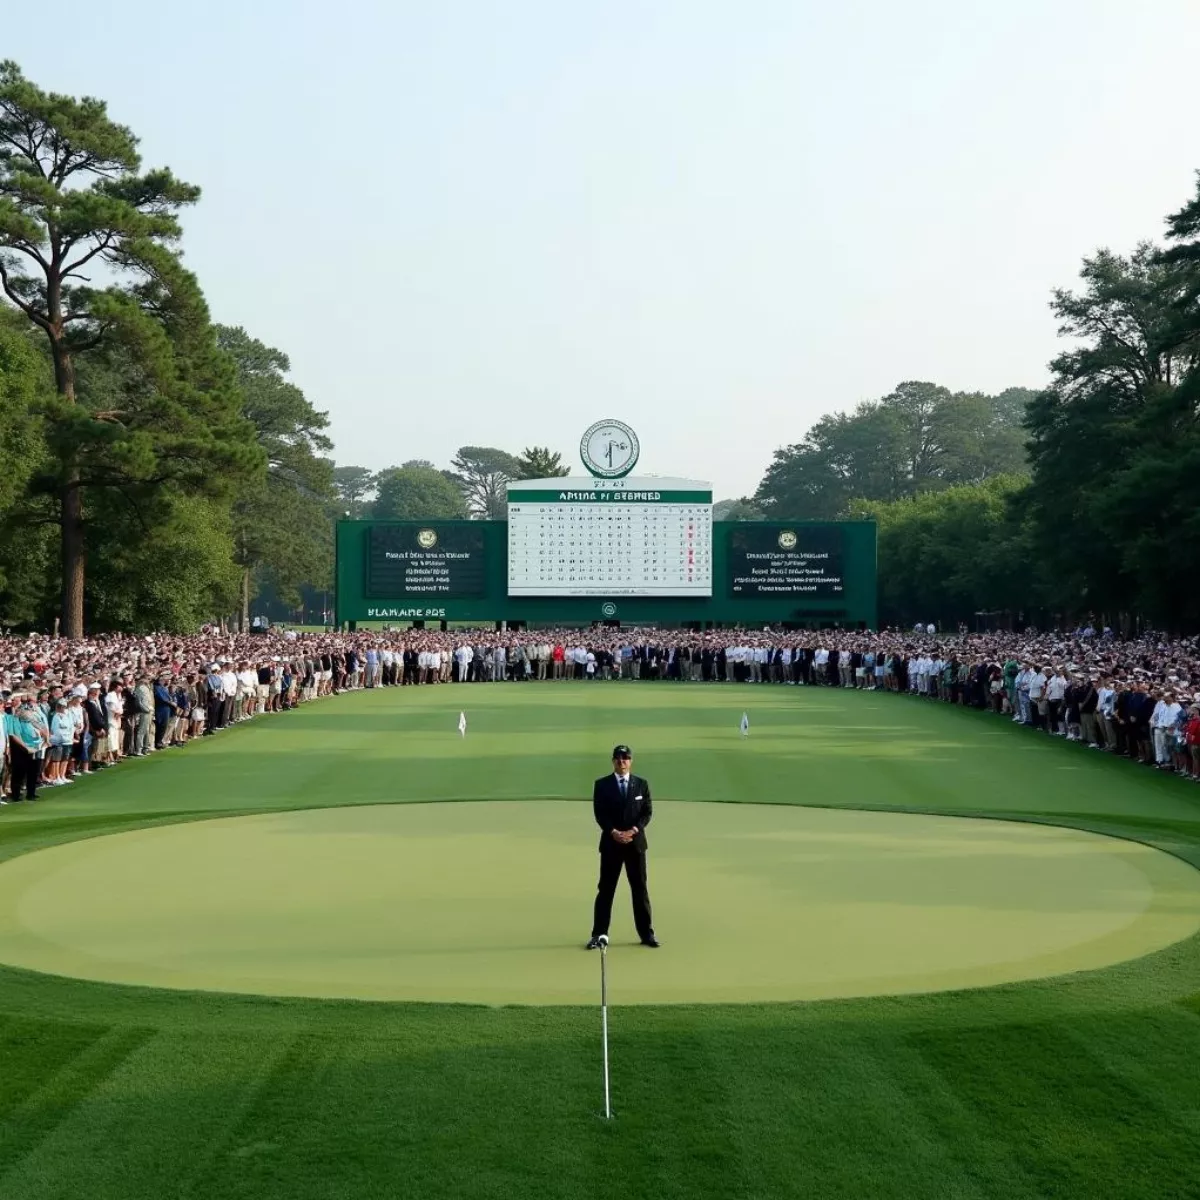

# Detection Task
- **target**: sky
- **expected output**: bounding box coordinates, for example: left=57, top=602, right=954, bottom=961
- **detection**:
left=7, top=1, right=1200, bottom=498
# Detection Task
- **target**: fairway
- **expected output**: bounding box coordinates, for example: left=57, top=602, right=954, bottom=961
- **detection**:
left=4, top=682, right=1200, bottom=1200
left=2, top=801, right=1198, bottom=1004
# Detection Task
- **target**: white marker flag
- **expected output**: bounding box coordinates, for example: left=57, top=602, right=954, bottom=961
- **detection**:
left=458, top=711, right=467, bottom=737
left=740, top=712, right=749, bottom=737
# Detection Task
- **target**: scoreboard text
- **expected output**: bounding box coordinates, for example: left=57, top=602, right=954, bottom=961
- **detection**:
left=366, top=524, right=487, bottom=600
left=507, top=481, right=713, bottom=597
left=727, top=525, right=845, bottom=598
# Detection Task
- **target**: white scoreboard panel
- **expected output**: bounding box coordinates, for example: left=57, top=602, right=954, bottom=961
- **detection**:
left=506, top=477, right=713, bottom=597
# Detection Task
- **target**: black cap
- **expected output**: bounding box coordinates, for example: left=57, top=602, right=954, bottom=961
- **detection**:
left=612, top=744, right=632, bottom=758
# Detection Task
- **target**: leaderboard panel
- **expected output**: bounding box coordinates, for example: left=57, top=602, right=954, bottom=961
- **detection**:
left=727, top=523, right=845, bottom=598
left=365, top=523, right=487, bottom=599
left=507, top=478, right=713, bottom=597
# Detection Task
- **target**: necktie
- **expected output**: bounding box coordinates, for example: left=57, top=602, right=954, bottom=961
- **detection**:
left=620, top=778, right=627, bottom=799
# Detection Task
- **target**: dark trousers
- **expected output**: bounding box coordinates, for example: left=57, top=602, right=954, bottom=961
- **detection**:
left=8, top=742, right=39, bottom=800
left=591, top=846, right=654, bottom=940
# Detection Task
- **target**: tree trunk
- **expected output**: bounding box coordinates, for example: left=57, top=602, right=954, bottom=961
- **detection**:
left=241, top=566, right=251, bottom=633
left=61, top=479, right=85, bottom=639
left=51, top=339, right=85, bottom=638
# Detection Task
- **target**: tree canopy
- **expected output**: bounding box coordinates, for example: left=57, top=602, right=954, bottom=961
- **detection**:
left=515, top=446, right=570, bottom=479
left=0, top=60, right=257, bottom=636
left=1022, top=232, right=1200, bottom=628
left=850, top=478, right=1033, bottom=629
left=754, top=383, right=1032, bottom=520
left=449, top=446, right=523, bottom=519
left=7, top=58, right=1200, bottom=633
left=217, top=325, right=333, bottom=628
left=331, top=465, right=376, bottom=520
left=373, top=465, right=468, bottom=522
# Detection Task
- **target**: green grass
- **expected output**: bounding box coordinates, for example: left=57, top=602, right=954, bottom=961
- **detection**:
left=2, top=684, right=1200, bottom=1199
left=8, top=801, right=1194, bottom=1005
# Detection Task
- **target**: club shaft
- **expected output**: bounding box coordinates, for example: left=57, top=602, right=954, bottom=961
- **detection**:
left=600, top=947, right=611, bottom=1119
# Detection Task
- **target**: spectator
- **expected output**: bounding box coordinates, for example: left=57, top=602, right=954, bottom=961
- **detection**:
left=5, top=693, right=44, bottom=803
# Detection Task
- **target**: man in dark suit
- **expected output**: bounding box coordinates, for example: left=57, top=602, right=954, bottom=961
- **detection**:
left=586, top=744, right=660, bottom=949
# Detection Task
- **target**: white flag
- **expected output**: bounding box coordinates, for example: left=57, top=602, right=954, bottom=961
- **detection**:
left=740, top=711, right=749, bottom=736
left=458, top=711, right=467, bottom=737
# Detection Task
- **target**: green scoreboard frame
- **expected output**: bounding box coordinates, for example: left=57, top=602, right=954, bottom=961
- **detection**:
left=335, top=519, right=877, bottom=628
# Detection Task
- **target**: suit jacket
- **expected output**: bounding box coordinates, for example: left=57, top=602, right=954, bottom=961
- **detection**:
left=593, top=773, right=653, bottom=853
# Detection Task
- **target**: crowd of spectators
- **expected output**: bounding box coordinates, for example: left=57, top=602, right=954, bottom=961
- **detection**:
left=4, top=623, right=1200, bottom=804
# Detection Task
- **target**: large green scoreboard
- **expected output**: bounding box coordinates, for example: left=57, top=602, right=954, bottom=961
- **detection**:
left=335, top=517, right=876, bottom=628
left=337, top=424, right=875, bottom=627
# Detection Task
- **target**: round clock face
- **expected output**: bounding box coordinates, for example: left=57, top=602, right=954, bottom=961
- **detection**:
left=778, top=530, right=798, bottom=550
left=580, top=419, right=640, bottom=478
left=416, top=529, right=438, bottom=549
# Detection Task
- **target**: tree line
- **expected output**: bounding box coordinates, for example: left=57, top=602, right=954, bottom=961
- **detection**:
left=0, top=63, right=575, bottom=632
left=334, top=447, right=569, bottom=525
left=747, top=185, right=1200, bottom=631
left=5, top=62, right=1200, bottom=632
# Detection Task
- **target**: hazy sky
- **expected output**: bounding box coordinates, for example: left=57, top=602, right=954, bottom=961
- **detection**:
left=8, top=1, right=1200, bottom=497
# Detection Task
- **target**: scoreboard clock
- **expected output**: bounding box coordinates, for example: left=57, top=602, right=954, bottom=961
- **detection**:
left=579, top=419, right=640, bottom=478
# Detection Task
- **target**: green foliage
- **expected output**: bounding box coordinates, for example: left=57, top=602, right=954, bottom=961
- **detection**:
left=217, top=326, right=333, bottom=623
left=0, top=316, right=54, bottom=624
left=515, top=446, right=570, bottom=479
left=0, top=311, right=47, bottom=512
left=755, top=383, right=1030, bottom=520
left=0, top=61, right=251, bottom=636
left=372, top=465, right=468, bottom=521
left=850, top=477, right=1033, bottom=627
left=712, top=498, right=764, bottom=521
left=1024, top=236, right=1200, bottom=626
left=0, top=509, right=56, bottom=628
left=84, top=492, right=241, bottom=631
left=449, top=446, right=522, bottom=518
left=330, top=466, right=376, bottom=520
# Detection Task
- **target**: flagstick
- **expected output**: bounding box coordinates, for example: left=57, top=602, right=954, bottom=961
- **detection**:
left=600, top=938, right=612, bottom=1119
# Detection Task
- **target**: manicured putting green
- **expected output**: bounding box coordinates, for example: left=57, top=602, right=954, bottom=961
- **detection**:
left=1, top=800, right=1197, bottom=1005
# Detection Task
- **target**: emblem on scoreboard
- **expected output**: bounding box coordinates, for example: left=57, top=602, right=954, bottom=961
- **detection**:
left=580, top=419, right=640, bottom=478
left=778, top=530, right=798, bottom=550
left=416, top=529, right=438, bottom=549
left=601, top=602, right=617, bottom=617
